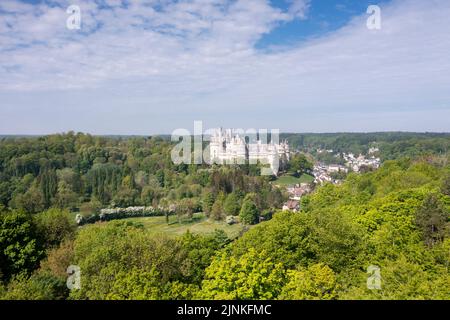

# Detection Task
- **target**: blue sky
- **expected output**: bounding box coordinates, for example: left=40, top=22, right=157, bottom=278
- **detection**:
left=0, top=0, right=449, bottom=134
left=258, top=0, right=391, bottom=49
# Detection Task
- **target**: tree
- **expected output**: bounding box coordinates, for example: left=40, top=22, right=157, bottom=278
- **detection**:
left=341, top=255, right=450, bottom=300
left=441, top=172, right=450, bottom=196
left=179, top=230, right=229, bottom=285
left=201, top=191, right=215, bottom=216
left=40, top=239, right=75, bottom=279
left=39, top=169, right=58, bottom=208
left=112, top=187, right=139, bottom=207
left=415, top=194, right=448, bottom=247
left=56, top=168, right=81, bottom=193
left=68, top=221, right=189, bottom=300
left=265, top=187, right=286, bottom=210
left=239, top=194, right=259, bottom=225
left=141, top=186, right=161, bottom=206
left=177, top=198, right=197, bottom=221
left=10, top=185, right=45, bottom=214
left=232, top=209, right=364, bottom=272
left=121, top=175, right=135, bottom=190
left=223, top=192, right=241, bottom=216
left=0, top=211, right=43, bottom=280
left=201, top=249, right=286, bottom=299
left=1, top=271, right=67, bottom=300
left=86, top=163, right=122, bottom=204
left=34, top=209, right=76, bottom=249
left=288, top=154, right=313, bottom=177
left=279, top=263, right=337, bottom=300
left=79, top=196, right=102, bottom=215
left=210, top=193, right=225, bottom=221
left=0, top=181, right=13, bottom=207
left=210, top=200, right=224, bottom=221
left=54, top=181, right=79, bottom=209
left=106, top=268, right=163, bottom=300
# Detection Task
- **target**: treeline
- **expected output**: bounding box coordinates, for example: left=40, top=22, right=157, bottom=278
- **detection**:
left=1, top=156, right=449, bottom=299
left=282, top=132, right=450, bottom=160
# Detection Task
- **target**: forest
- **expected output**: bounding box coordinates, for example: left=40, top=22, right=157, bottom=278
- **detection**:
left=0, top=132, right=449, bottom=299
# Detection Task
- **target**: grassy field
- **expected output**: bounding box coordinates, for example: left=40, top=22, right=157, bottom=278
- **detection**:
left=274, top=173, right=314, bottom=186
left=125, top=212, right=247, bottom=239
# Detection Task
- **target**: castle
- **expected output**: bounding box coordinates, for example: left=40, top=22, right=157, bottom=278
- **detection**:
left=209, top=128, right=290, bottom=175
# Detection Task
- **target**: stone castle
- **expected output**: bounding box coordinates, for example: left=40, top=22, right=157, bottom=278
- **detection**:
left=209, top=128, right=290, bottom=175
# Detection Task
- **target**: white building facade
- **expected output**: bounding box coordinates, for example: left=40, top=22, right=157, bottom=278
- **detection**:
left=209, top=128, right=290, bottom=175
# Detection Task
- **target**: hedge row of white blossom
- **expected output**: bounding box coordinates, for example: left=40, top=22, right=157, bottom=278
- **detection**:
left=75, top=205, right=176, bottom=225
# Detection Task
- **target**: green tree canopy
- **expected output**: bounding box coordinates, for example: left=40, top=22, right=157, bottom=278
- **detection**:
left=201, top=249, right=286, bottom=300
left=239, top=194, right=259, bottom=225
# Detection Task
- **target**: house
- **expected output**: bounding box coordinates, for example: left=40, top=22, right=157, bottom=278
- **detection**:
left=282, top=200, right=300, bottom=212
left=286, top=183, right=312, bottom=200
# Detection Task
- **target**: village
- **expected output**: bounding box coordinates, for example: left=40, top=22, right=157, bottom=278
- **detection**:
left=282, top=149, right=381, bottom=212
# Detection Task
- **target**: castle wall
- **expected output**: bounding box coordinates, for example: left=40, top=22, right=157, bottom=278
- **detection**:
left=209, top=128, right=289, bottom=174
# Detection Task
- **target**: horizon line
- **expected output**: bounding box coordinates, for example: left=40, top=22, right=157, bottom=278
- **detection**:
left=1, top=131, right=450, bottom=137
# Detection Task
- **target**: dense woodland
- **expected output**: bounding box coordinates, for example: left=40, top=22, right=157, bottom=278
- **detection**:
left=0, top=132, right=284, bottom=218
left=0, top=132, right=449, bottom=299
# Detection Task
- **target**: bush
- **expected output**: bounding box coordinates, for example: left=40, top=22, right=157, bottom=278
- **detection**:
left=1, top=271, right=67, bottom=300
left=76, top=206, right=174, bottom=225
left=223, top=193, right=241, bottom=216
left=34, top=209, right=76, bottom=248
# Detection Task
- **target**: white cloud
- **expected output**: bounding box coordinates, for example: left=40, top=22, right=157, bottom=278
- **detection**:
left=0, top=0, right=296, bottom=90
left=286, top=0, right=310, bottom=19
left=0, top=0, right=449, bottom=134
